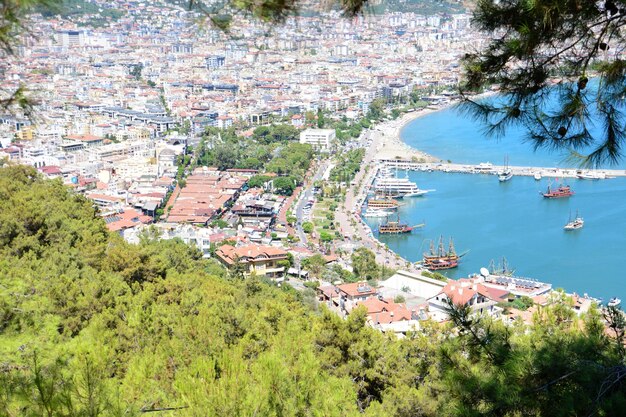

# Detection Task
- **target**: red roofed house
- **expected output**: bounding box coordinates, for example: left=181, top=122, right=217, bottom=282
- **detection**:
left=38, top=165, right=62, bottom=178
left=336, top=281, right=378, bottom=302
left=317, top=282, right=378, bottom=313
left=1, top=146, right=22, bottom=161
left=215, top=244, right=289, bottom=279
left=87, top=192, right=124, bottom=208
left=355, top=297, right=422, bottom=334
left=217, top=115, right=233, bottom=129
left=427, top=277, right=507, bottom=321
left=291, top=114, right=304, bottom=127
left=103, top=208, right=153, bottom=233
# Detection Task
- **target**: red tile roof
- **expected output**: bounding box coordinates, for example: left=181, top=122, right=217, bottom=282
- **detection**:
left=216, top=244, right=288, bottom=265
left=354, top=297, right=416, bottom=323
left=436, top=278, right=509, bottom=306
left=337, top=282, right=378, bottom=298
left=65, top=134, right=103, bottom=142
left=104, top=208, right=152, bottom=232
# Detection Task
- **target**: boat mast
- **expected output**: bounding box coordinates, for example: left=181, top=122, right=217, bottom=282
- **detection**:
left=438, top=236, right=445, bottom=257
left=501, top=256, right=513, bottom=275
left=448, top=238, right=456, bottom=256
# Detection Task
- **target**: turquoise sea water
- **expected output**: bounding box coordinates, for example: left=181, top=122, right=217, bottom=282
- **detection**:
left=365, top=107, right=626, bottom=302
left=401, top=104, right=626, bottom=169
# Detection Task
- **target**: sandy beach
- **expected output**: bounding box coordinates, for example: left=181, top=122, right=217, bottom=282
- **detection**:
left=374, top=91, right=500, bottom=163
left=374, top=107, right=447, bottom=163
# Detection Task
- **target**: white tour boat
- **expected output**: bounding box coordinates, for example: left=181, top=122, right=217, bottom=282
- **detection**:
left=374, top=176, right=430, bottom=198
left=362, top=209, right=390, bottom=218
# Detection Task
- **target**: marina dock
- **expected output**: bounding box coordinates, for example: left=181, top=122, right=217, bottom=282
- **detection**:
left=378, top=159, right=626, bottom=179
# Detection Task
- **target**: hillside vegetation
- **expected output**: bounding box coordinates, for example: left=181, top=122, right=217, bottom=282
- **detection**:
left=0, top=165, right=625, bottom=416
left=37, top=0, right=125, bottom=27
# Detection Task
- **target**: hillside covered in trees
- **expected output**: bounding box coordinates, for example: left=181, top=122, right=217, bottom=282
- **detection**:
left=1, top=165, right=625, bottom=416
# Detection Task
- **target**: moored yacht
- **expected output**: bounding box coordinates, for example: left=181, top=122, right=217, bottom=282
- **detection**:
left=497, top=155, right=513, bottom=182
left=367, top=197, right=400, bottom=210
left=475, top=162, right=494, bottom=173
left=608, top=297, right=622, bottom=308
left=498, top=169, right=513, bottom=182
left=577, top=170, right=606, bottom=180
left=378, top=215, right=413, bottom=234
left=374, top=177, right=430, bottom=198
left=362, top=208, right=390, bottom=218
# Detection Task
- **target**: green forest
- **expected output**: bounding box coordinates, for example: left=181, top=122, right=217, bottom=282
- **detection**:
left=1, top=164, right=625, bottom=416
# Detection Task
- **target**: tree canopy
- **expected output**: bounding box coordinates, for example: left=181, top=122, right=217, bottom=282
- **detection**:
left=1, top=165, right=626, bottom=416
left=461, top=0, right=626, bottom=166
left=351, top=247, right=380, bottom=281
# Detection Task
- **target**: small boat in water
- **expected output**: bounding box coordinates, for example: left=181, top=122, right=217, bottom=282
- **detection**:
left=608, top=297, right=622, bottom=308
left=542, top=183, right=574, bottom=198
left=564, top=210, right=584, bottom=230
left=497, top=155, right=513, bottom=182
left=534, top=172, right=542, bottom=181
left=498, top=170, right=513, bottom=182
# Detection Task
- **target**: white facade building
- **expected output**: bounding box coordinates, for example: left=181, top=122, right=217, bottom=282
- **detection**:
left=299, top=128, right=336, bottom=150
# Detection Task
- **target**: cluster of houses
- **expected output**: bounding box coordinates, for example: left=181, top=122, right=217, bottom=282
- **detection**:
left=167, top=168, right=248, bottom=225
left=309, top=269, right=594, bottom=336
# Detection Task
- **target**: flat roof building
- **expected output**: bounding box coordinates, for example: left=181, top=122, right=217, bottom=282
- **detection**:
left=299, top=128, right=335, bottom=150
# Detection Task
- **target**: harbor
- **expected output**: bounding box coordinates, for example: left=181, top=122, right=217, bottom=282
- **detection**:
left=333, top=98, right=626, bottom=306
left=359, top=161, right=626, bottom=305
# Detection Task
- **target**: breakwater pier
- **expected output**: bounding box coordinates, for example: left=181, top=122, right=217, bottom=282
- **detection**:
left=379, top=159, right=626, bottom=179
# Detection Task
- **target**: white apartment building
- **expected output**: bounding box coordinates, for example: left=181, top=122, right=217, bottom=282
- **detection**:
left=59, top=30, right=86, bottom=48
left=91, top=140, right=155, bottom=160
left=299, top=128, right=336, bottom=150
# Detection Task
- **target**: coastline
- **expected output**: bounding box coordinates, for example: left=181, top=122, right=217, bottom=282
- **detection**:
left=336, top=92, right=506, bottom=278
left=352, top=92, right=623, bottom=303
left=374, top=108, right=442, bottom=163
left=376, top=91, right=499, bottom=164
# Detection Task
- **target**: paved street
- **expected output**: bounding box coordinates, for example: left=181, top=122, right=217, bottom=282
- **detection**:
left=294, top=160, right=330, bottom=244
left=335, top=128, right=423, bottom=274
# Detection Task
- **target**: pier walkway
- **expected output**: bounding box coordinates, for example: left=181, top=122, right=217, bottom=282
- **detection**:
left=378, top=159, right=626, bottom=179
